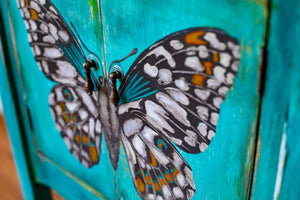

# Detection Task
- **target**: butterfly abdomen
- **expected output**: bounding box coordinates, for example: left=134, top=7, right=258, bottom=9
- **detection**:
left=98, top=79, right=121, bottom=170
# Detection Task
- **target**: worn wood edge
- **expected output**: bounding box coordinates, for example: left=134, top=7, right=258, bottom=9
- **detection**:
left=34, top=151, right=109, bottom=200
left=0, top=2, right=35, bottom=199
left=0, top=1, right=52, bottom=199
left=250, top=0, right=300, bottom=199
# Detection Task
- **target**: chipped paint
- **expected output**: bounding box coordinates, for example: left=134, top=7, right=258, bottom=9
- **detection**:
left=273, top=123, right=287, bottom=200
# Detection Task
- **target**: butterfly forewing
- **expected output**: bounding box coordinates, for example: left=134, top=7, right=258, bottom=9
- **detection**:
left=118, top=28, right=240, bottom=199
left=17, top=0, right=87, bottom=85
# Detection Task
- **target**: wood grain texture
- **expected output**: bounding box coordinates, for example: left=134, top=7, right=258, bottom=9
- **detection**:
left=251, top=0, right=300, bottom=199
left=1, top=0, right=270, bottom=199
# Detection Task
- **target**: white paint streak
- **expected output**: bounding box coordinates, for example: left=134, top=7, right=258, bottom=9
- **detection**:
left=273, top=125, right=287, bottom=200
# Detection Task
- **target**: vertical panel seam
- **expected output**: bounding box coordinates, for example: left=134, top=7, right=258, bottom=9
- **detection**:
left=247, top=0, right=272, bottom=199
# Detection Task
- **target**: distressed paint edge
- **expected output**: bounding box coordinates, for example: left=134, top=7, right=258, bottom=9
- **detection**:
left=0, top=1, right=35, bottom=199
left=35, top=152, right=109, bottom=200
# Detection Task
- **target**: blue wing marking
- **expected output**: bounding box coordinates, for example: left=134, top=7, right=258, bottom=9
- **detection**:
left=119, top=71, right=158, bottom=105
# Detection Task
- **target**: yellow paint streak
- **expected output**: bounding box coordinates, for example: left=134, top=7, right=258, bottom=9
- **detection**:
left=191, top=73, right=206, bottom=87
left=185, top=31, right=207, bottom=45
left=25, top=0, right=29, bottom=7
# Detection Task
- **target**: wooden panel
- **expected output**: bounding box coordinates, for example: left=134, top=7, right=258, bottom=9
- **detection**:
left=2, top=0, right=268, bottom=199
left=100, top=0, right=267, bottom=199
left=251, top=0, right=300, bottom=199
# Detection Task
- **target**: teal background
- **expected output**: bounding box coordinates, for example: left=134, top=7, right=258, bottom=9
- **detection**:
left=1, top=0, right=300, bottom=199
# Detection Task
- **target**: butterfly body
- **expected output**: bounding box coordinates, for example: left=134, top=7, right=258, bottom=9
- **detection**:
left=98, top=77, right=121, bottom=170
left=17, top=0, right=240, bottom=199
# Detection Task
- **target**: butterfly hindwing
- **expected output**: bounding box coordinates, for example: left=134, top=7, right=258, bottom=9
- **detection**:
left=118, top=28, right=240, bottom=199
left=121, top=122, right=195, bottom=200
left=49, top=85, right=102, bottom=167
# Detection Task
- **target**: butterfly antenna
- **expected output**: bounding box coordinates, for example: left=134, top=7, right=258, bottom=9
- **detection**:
left=108, top=48, right=138, bottom=74
left=70, top=22, right=105, bottom=76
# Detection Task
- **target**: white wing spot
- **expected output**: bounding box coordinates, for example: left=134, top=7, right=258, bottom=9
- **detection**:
left=218, top=86, right=229, bottom=97
left=43, top=35, right=55, bottom=44
left=170, top=40, right=184, bottom=50
left=41, top=60, right=49, bottom=73
left=123, top=118, right=143, bottom=137
left=196, top=106, right=209, bottom=121
left=208, top=130, right=215, bottom=140
left=29, top=20, right=37, bottom=30
left=146, top=46, right=176, bottom=68
left=156, top=92, right=190, bottom=127
left=34, top=45, right=41, bottom=56
left=175, top=77, right=189, bottom=91
left=143, top=63, right=158, bottom=77
left=207, top=79, right=221, bottom=89
left=210, top=112, right=219, bottom=126
left=198, top=45, right=209, bottom=58
left=200, top=142, right=208, bottom=152
left=197, top=123, right=207, bottom=137
left=173, top=187, right=184, bottom=199
left=228, top=41, right=240, bottom=58
left=158, top=68, right=172, bottom=85
left=56, top=60, right=77, bottom=77
left=213, top=97, right=223, bottom=109
left=27, top=34, right=32, bottom=42
left=118, top=100, right=141, bottom=115
left=213, top=66, right=226, bottom=82
left=231, top=60, right=239, bottom=72
left=58, top=30, right=69, bottom=42
left=44, top=47, right=63, bottom=58
left=132, top=135, right=147, bottom=158
left=30, top=1, right=41, bottom=12
left=48, top=23, right=58, bottom=40
left=166, top=88, right=189, bottom=106
left=40, top=23, right=48, bottom=33
left=226, top=73, right=234, bottom=84
left=184, top=130, right=198, bottom=146
left=184, top=56, right=204, bottom=71
left=204, top=32, right=226, bottom=50
left=220, top=52, right=231, bottom=67
left=194, top=89, right=210, bottom=101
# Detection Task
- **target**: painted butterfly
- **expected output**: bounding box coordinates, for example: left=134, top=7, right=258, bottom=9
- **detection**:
left=17, top=0, right=240, bottom=199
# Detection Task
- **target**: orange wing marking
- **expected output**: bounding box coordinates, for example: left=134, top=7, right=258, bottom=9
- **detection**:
left=30, top=9, right=39, bottom=20
left=192, top=73, right=207, bottom=87
left=185, top=31, right=207, bottom=45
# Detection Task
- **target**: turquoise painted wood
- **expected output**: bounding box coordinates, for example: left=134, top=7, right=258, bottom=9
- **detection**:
left=1, top=0, right=299, bottom=199
left=251, top=0, right=300, bottom=199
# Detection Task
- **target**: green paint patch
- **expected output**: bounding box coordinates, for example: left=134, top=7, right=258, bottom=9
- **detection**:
left=88, top=0, right=100, bottom=22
